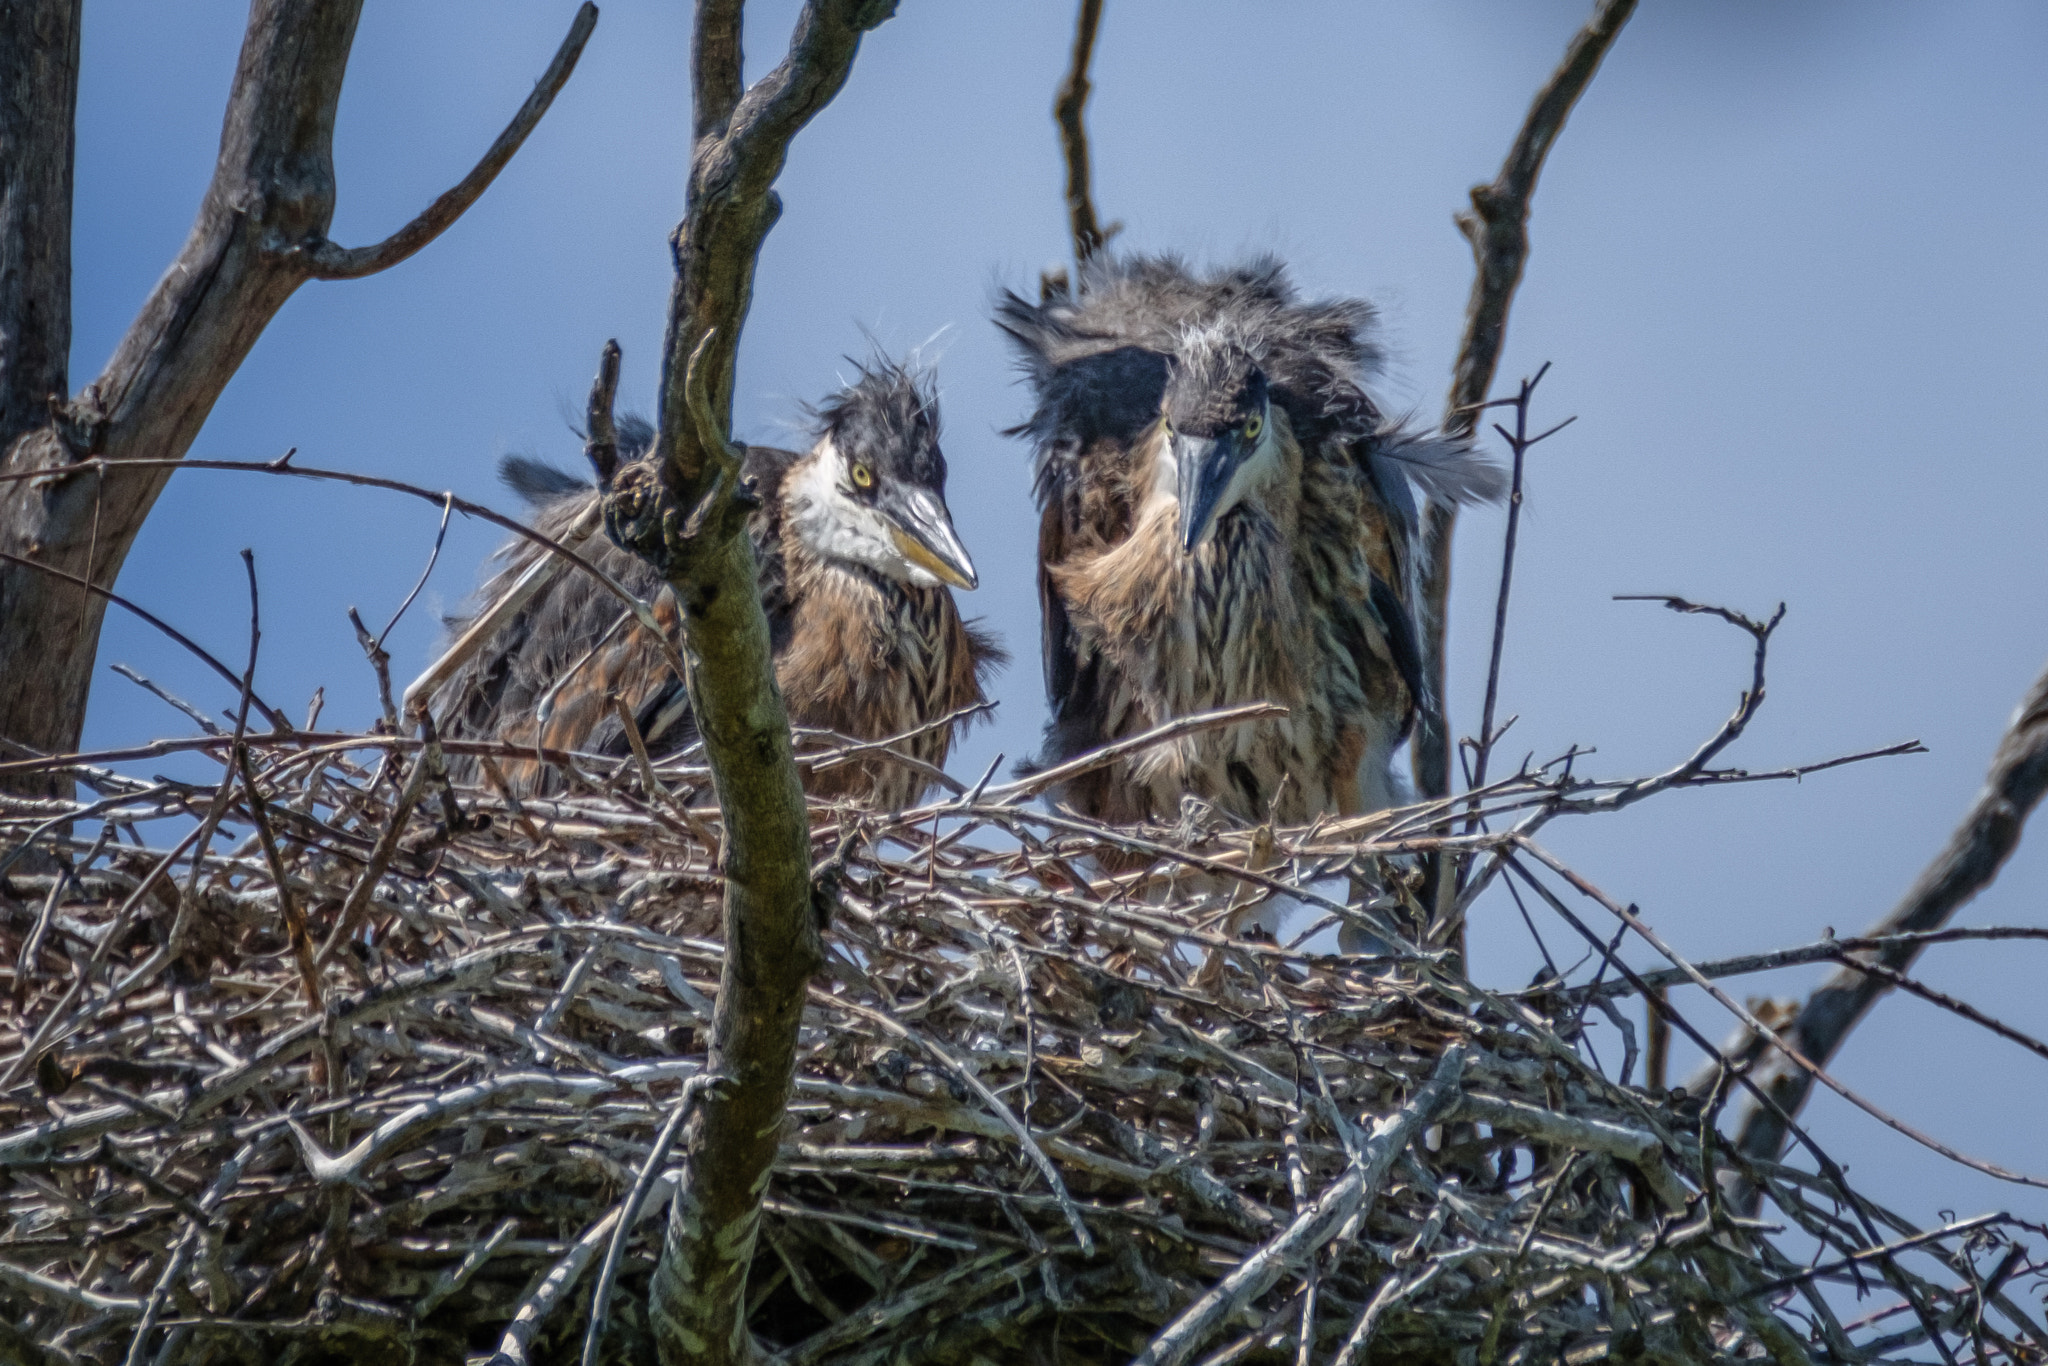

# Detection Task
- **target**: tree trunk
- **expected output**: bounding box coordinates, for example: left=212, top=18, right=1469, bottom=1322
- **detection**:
left=0, top=0, right=84, bottom=793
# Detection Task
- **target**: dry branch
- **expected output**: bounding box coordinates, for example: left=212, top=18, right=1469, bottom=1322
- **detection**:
left=1727, top=655, right=2048, bottom=1196
left=303, top=4, right=596, bottom=280
left=1412, top=0, right=1636, bottom=807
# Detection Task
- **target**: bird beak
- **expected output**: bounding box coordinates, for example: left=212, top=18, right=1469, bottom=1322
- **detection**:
left=883, top=487, right=979, bottom=590
left=1175, top=430, right=1239, bottom=552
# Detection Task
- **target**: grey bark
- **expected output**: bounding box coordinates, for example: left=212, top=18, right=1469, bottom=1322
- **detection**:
left=0, top=0, right=593, bottom=797
left=593, top=4, right=895, bottom=1364
left=0, top=1, right=79, bottom=449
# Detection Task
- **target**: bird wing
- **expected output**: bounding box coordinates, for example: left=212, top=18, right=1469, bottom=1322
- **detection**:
left=435, top=435, right=807, bottom=791
left=433, top=480, right=675, bottom=790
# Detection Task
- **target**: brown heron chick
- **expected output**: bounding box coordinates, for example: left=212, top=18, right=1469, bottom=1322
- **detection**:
left=998, top=254, right=1503, bottom=829
left=432, top=358, right=1003, bottom=809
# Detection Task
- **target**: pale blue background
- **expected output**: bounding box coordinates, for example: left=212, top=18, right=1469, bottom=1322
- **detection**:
left=68, top=1, right=2048, bottom=1255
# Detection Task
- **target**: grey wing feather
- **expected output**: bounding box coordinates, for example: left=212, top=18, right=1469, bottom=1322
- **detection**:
left=1366, top=428, right=1506, bottom=525
left=500, top=455, right=589, bottom=506
left=435, top=423, right=802, bottom=787
left=1368, top=573, right=1427, bottom=736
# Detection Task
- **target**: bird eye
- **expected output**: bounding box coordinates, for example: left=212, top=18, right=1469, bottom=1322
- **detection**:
left=1243, top=413, right=1264, bottom=440
left=850, top=463, right=873, bottom=490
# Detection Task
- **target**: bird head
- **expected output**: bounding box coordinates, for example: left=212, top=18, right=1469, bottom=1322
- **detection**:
left=1163, top=335, right=1275, bottom=552
left=795, top=358, right=979, bottom=591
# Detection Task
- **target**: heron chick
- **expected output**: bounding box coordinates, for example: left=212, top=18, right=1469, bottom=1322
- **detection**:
left=433, top=357, right=1002, bottom=809
left=999, top=254, right=1504, bottom=830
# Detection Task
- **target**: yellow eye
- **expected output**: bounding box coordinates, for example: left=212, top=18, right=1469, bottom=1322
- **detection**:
left=850, top=463, right=873, bottom=490
left=1243, top=413, right=1263, bottom=440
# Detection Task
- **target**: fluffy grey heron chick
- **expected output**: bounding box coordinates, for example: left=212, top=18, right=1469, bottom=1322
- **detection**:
left=997, top=254, right=1503, bottom=829
left=433, top=357, right=1004, bottom=809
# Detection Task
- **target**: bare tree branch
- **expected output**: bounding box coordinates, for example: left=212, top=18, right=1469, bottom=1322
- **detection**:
left=0, top=0, right=589, bottom=801
left=1728, top=656, right=2048, bottom=1192
left=1054, top=0, right=1108, bottom=265
left=595, top=4, right=895, bottom=1363
left=1520, top=839, right=2048, bottom=1197
left=1411, top=0, right=1635, bottom=809
left=304, top=4, right=597, bottom=280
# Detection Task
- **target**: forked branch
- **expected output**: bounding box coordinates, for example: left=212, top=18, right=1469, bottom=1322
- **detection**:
left=304, top=4, right=598, bottom=280
left=0, top=0, right=593, bottom=804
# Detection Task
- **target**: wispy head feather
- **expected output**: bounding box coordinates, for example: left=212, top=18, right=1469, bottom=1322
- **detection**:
left=807, top=353, right=945, bottom=488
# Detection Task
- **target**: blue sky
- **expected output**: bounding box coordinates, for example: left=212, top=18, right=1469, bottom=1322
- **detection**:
left=68, top=2, right=2048, bottom=1242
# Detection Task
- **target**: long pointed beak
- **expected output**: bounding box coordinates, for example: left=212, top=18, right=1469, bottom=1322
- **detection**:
left=884, top=487, right=979, bottom=591
left=1175, top=431, right=1238, bottom=552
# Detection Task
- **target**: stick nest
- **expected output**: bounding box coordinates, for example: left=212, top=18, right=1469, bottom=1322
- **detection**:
left=1, top=724, right=2040, bottom=1365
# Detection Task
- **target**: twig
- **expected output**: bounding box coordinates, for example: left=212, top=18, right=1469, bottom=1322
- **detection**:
left=417, top=1217, right=518, bottom=1318
left=1744, top=1214, right=2011, bottom=1300
left=109, top=664, right=223, bottom=736
left=0, top=549, right=290, bottom=731
left=581, top=1072, right=722, bottom=1366
left=314, top=745, right=434, bottom=965
left=402, top=499, right=606, bottom=719
left=0, top=455, right=683, bottom=704
left=483, top=1201, right=625, bottom=1366
left=1132, top=1046, right=1468, bottom=1366
left=235, top=747, right=320, bottom=1012
left=1414, top=0, right=1636, bottom=806
left=1465, top=367, right=1569, bottom=829
left=977, top=702, right=1285, bottom=807
left=832, top=995, right=1094, bottom=1254
left=1564, top=925, right=2048, bottom=1005
left=374, top=490, right=453, bottom=652
left=120, top=1136, right=271, bottom=1365
left=1520, top=838, right=2048, bottom=1193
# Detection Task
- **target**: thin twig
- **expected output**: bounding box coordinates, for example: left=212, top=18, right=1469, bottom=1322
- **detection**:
left=581, top=1072, right=721, bottom=1366
left=1414, top=0, right=1637, bottom=806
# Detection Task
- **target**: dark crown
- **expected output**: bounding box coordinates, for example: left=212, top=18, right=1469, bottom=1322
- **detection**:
left=809, top=355, right=946, bottom=488
left=1163, top=331, right=1267, bottom=438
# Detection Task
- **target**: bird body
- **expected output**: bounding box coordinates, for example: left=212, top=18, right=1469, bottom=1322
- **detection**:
left=434, top=361, right=1000, bottom=809
left=1000, top=255, right=1502, bottom=828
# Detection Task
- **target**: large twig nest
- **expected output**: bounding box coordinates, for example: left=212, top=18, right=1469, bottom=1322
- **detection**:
left=0, top=725, right=2039, bottom=1365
